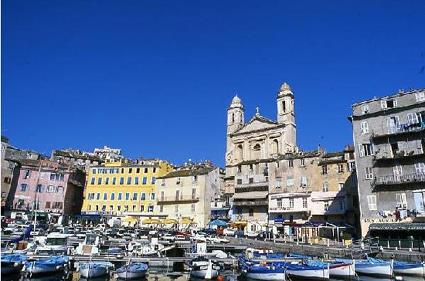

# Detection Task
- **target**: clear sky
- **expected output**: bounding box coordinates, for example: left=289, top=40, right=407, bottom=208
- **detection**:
left=2, top=1, right=425, bottom=166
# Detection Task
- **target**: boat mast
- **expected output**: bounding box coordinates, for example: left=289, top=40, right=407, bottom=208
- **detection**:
left=33, top=161, right=42, bottom=231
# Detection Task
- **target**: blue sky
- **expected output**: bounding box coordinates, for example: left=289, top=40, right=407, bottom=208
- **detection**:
left=2, top=0, right=425, bottom=166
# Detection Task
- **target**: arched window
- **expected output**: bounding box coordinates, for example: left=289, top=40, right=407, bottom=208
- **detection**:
left=272, top=139, right=279, bottom=154
left=232, top=113, right=235, bottom=123
left=237, top=144, right=243, bottom=161
left=253, top=144, right=261, bottom=151
left=282, top=100, right=286, bottom=113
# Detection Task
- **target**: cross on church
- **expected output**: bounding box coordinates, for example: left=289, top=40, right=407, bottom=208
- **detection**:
left=256, top=106, right=260, bottom=115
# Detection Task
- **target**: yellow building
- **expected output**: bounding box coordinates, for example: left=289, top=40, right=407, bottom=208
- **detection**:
left=81, top=159, right=173, bottom=221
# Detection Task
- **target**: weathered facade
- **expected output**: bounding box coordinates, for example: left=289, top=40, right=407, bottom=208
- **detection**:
left=12, top=159, right=85, bottom=216
left=351, top=88, right=425, bottom=238
left=51, top=149, right=102, bottom=173
left=225, top=83, right=297, bottom=224
left=156, top=163, right=222, bottom=227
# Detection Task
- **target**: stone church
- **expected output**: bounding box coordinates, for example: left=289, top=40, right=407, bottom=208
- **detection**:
left=224, top=83, right=298, bottom=223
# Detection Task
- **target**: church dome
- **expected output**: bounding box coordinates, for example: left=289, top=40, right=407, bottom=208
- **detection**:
left=278, top=82, right=293, bottom=97
left=230, top=95, right=243, bottom=108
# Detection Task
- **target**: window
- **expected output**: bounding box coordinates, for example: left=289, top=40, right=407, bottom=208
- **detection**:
left=127, top=177, right=131, bottom=185
left=289, top=198, right=294, bottom=209
left=160, top=205, right=163, bottom=213
left=249, top=208, right=254, bottom=217
left=381, top=99, right=397, bottom=109
left=129, top=168, right=132, bottom=173
left=24, top=170, right=31, bottom=179
left=160, top=191, right=165, bottom=201
left=416, top=92, right=425, bottom=102
left=347, top=162, right=356, bottom=172
left=249, top=178, right=254, bottom=184
left=338, top=183, right=344, bottom=191
left=97, top=178, right=102, bottom=185
left=153, top=167, right=156, bottom=173
left=105, top=178, right=109, bottom=185
left=90, top=177, right=95, bottom=185
left=141, top=205, right=145, bottom=212
left=45, top=201, right=51, bottom=208
left=103, top=193, right=107, bottom=200
left=361, top=121, right=369, bottom=134
left=415, top=162, right=425, bottom=174
left=393, top=165, right=403, bottom=180
left=50, top=173, right=55, bottom=180
left=135, top=177, right=139, bottom=184
left=286, top=176, right=294, bottom=187
left=151, top=193, right=155, bottom=200
left=322, top=165, right=328, bottom=175
left=118, top=193, right=122, bottom=200
left=191, top=204, right=196, bottom=213
left=144, top=168, right=148, bottom=173
left=175, top=190, right=180, bottom=200
left=136, top=168, right=140, bottom=173
left=57, top=186, right=64, bottom=193
left=117, top=205, right=121, bottom=211
left=120, top=177, right=124, bottom=185
left=152, top=177, right=156, bottom=184
left=237, top=179, right=242, bottom=185
left=276, top=179, right=281, bottom=189
left=303, top=197, right=308, bottom=209
left=338, top=164, right=344, bottom=173
left=367, top=195, right=377, bottom=210
left=407, top=113, right=419, bottom=125
left=132, top=205, right=136, bottom=211
left=396, top=193, right=407, bottom=209
left=365, top=167, right=373, bottom=180
left=277, top=199, right=282, bottom=208
left=112, top=177, right=116, bottom=185
left=362, top=105, right=369, bottom=114
left=413, top=192, right=425, bottom=214
left=125, top=193, right=130, bottom=200
left=121, top=168, right=124, bottom=173
left=289, top=160, right=294, bottom=168
left=96, top=193, right=100, bottom=200
left=191, top=188, right=196, bottom=199
left=111, top=193, right=115, bottom=200
left=324, top=201, right=330, bottom=211
left=52, top=202, right=63, bottom=209
left=237, top=165, right=242, bottom=173
left=300, top=158, right=305, bottom=166
left=142, top=177, right=147, bottom=185
left=322, top=182, right=329, bottom=192
left=92, top=168, right=97, bottom=174
left=300, top=176, right=308, bottom=188
left=359, top=143, right=373, bottom=157
left=110, top=205, right=113, bottom=211
left=20, top=184, right=28, bottom=192
left=3, top=177, right=11, bottom=184
left=36, top=184, right=43, bottom=193
left=387, top=116, right=400, bottom=133
left=141, top=193, right=146, bottom=200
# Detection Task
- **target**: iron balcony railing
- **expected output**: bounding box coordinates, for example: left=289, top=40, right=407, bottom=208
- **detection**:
left=233, top=200, right=268, bottom=206
left=269, top=206, right=309, bottom=213
left=371, top=122, right=425, bottom=139
left=157, top=195, right=199, bottom=204
left=374, top=172, right=425, bottom=186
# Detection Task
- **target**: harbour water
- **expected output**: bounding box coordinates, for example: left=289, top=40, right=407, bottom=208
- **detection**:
left=4, top=270, right=425, bottom=281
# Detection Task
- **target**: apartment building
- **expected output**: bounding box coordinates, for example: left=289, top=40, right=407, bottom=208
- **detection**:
left=156, top=163, right=222, bottom=227
left=351, top=88, right=425, bottom=238
left=81, top=159, right=173, bottom=219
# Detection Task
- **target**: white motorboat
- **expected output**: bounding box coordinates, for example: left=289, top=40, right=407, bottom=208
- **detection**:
left=393, top=261, right=425, bottom=277
left=75, top=233, right=100, bottom=255
left=190, top=259, right=219, bottom=280
left=79, top=261, right=114, bottom=278
left=286, top=263, right=330, bottom=280
left=35, top=233, right=70, bottom=255
left=354, top=258, right=393, bottom=278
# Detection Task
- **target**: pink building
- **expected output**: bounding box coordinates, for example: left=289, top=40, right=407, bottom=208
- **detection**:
left=13, top=159, right=85, bottom=216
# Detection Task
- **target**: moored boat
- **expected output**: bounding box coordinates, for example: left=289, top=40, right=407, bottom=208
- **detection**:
left=1, top=253, right=27, bottom=274
left=116, top=262, right=148, bottom=279
left=309, top=260, right=356, bottom=279
left=190, top=259, right=219, bottom=280
left=354, top=258, right=393, bottom=278
left=23, top=256, right=69, bottom=276
left=285, top=263, right=330, bottom=280
left=393, top=261, right=425, bottom=277
left=79, top=261, right=114, bottom=278
left=241, top=263, right=286, bottom=280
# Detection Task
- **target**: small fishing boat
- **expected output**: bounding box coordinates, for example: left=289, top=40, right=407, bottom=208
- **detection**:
left=190, top=259, right=219, bottom=280
left=285, top=263, right=330, bottom=280
left=116, top=262, right=148, bottom=279
left=354, top=258, right=393, bottom=278
left=393, top=261, right=425, bottom=277
left=1, top=253, right=27, bottom=274
left=79, top=261, right=114, bottom=278
left=23, top=256, right=69, bottom=276
left=241, top=262, right=286, bottom=280
left=308, top=260, right=355, bottom=279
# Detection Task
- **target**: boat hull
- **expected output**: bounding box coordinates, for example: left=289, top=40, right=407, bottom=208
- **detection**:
left=79, top=265, right=109, bottom=278
left=116, top=270, right=146, bottom=279
left=329, top=263, right=356, bottom=278
left=287, top=268, right=329, bottom=280
left=1, top=263, right=21, bottom=275
left=190, top=269, right=218, bottom=279
left=393, top=263, right=425, bottom=277
left=355, top=263, right=392, bottom=278
left=25, top=264, right=64, bottom=276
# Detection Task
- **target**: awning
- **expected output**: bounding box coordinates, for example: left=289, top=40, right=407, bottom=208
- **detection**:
left=142, top=218, right=161, bottom=224
left=161, top=218, right=177, bottom=224
left=181, top=217, right=193, bottom=224
left=369, top=223, right=425, bottom=231
left=209, top=219, right=227, bottom=227
left=233, top=191, right=267, bottom=200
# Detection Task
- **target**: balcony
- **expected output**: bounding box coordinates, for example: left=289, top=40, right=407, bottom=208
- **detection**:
left=233, top=200, right=268, bottom=207
left=235, top=181, right=269, bottom=193
left=269, top=206, right=309, bottom=213
left=373, top=151, right=424, bottom=166
left=157, top=195, right=199, bottom=204
left=373, top=172, right=425, bottom=187
left=371, top=122, right=425, bottom=140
